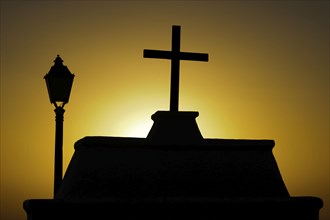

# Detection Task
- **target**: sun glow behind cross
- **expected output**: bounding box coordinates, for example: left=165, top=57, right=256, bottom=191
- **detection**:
left=123, top=119, right=153, bottom=138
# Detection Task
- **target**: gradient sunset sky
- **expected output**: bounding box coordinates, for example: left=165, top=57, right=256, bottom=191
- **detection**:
left=1, top=1, right=329, bottom=220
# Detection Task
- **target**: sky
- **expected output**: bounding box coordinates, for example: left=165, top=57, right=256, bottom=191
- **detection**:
left=1, top=1, right=329, bottom=220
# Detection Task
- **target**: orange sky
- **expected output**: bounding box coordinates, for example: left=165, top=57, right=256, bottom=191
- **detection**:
left=1, top=1, right=329, bottom=220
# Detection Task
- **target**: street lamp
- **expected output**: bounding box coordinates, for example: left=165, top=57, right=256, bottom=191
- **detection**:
left=44, top=55, right=74, bottom=197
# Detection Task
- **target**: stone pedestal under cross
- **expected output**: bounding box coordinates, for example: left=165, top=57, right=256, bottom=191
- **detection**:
left=144, top=25, right=208, bottom=112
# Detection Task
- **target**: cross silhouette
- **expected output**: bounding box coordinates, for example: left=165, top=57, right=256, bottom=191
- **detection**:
left=144, top=25, right=209, bottom=112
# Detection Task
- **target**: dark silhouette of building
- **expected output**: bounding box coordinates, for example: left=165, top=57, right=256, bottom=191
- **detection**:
left=24, top=26, right=322, bottom=220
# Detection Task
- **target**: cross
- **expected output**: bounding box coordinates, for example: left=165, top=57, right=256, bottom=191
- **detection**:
left=144, top=25, right=208, bottom=112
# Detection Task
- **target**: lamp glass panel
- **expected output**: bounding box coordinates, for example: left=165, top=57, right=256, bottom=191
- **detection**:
left=48, top=77, right=73, bottom=103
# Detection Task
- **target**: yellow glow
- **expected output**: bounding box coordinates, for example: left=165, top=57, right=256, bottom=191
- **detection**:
left=1, top=1, right=329, bottom=220
left=120, top=118, right=153, bottom=138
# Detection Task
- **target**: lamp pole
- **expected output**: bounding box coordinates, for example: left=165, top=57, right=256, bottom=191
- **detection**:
left=44, top=55, right=74, bottom=197
left=54, top=106, right=65, bottom=196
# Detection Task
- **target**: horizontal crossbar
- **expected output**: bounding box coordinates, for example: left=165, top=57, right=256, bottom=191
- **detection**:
left=144, top=49, right=208, bottom=62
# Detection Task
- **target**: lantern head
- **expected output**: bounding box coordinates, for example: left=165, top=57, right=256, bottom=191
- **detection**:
left=44, top=55, right=74, bottom=108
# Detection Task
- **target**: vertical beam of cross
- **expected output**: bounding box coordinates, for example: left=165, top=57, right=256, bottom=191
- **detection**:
left=144, top=25, right=208, bottom=112
left=170, top=26, right=180, bottom=112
